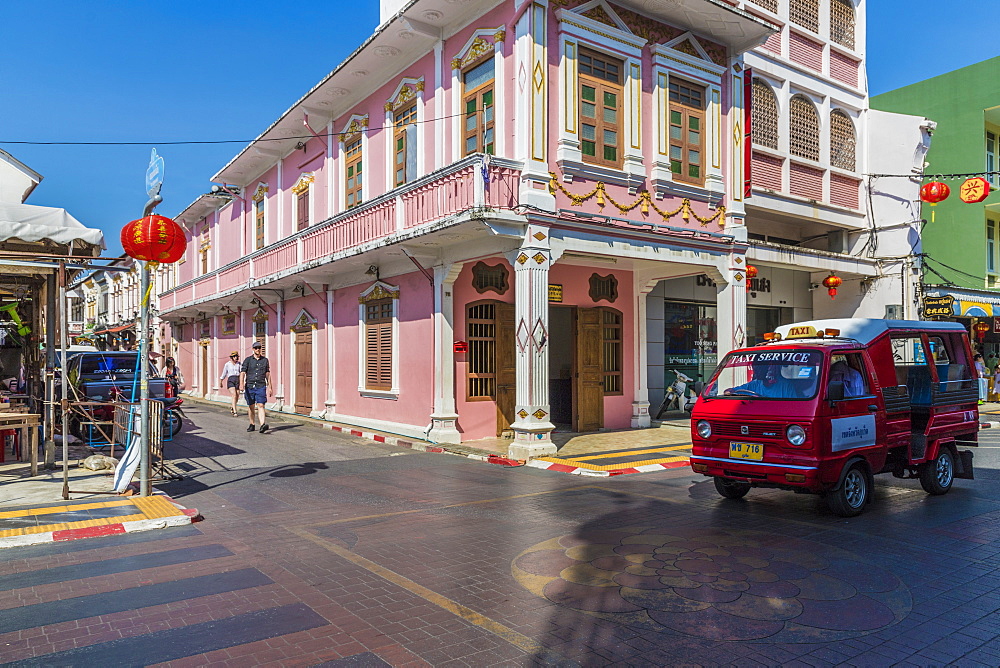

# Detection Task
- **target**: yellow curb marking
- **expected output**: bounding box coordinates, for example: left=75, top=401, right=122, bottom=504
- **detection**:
left=0, top=513, right=148, bottom=538
left=569, top=444, right=692, bottom=462
left=535, top=455, right=690, bottom=471
left=0, top=499, right=134, bottom=520
left=0, top=496, right=186, bottom=539
left=288, top=525, right=558, bottom=659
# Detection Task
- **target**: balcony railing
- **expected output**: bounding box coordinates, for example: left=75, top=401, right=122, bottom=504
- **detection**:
left=161, top=155, right=520, bottom=313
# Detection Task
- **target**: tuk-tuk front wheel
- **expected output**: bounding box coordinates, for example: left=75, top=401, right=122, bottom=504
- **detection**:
left=919, top=447, right=954, bottom=496
left=714, top=477, right=751, bottom=499
left=827, top=463, right=870, bottom=517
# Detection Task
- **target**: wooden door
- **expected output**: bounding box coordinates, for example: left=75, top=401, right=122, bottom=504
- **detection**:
left=495, top=302, right=516, bottom=436
left=200, top=345, right=208, bottom=397
left=294, top=330, right=313, bottom=414
left=573, top=307, right=604, bottom=432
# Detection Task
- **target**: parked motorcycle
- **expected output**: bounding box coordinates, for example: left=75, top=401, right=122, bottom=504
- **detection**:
left=654, top=369, right=697, bottom=419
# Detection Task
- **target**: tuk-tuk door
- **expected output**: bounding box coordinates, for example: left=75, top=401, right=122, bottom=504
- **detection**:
left=825, top=351, right=883, bottom=455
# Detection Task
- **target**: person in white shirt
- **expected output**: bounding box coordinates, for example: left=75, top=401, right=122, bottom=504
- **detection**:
left=220, top=351, right=243, bottom=416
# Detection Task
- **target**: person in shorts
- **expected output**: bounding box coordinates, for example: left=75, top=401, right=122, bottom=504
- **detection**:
left=239, top=341, right=272, bottom=433
left=220, top=351, right=242, bottom=416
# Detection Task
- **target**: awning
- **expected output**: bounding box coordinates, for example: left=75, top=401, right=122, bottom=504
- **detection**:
left=92, top=323, right=135, bottom=335
left=0, top=201, right=105, bottom=248
left=925, top=286, right=1000, bottom=317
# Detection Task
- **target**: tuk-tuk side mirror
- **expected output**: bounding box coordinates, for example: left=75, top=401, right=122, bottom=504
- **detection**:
left=827, top=380, right=845, bottom=402
left=693, top=381, right=704, bottom=395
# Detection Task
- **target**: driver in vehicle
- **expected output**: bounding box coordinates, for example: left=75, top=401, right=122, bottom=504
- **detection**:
left=725, top=361, right=802, bottom=398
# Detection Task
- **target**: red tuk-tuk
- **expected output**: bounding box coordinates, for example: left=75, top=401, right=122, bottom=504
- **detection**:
left=689, top=319, right=978, bottom=517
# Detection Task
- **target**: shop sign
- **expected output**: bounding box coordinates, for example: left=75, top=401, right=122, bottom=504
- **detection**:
left=548, top=284, right=563, bottom=302
left=921, top=295, right=954, bottom=318
left=747, top=277, right=771, bottom=295
left=696, top=275, right=717, bottom=288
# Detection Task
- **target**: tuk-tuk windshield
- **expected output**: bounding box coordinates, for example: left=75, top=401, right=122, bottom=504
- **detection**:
left=703, top=349, right=824, bottom=400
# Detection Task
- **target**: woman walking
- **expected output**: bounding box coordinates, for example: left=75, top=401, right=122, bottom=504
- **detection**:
left=163, top=357, right=183, bottom=397
left=220, top=351, right=242, bottom=416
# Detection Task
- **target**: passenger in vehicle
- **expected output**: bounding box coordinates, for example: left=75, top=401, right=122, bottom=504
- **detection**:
left=725, top=362, right=801, bottom=398
left=829, top=358, right=865, bottom=398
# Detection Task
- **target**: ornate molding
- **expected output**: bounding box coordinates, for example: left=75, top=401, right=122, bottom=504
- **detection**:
left=358, top=283, right=400, bottom=303
left=386, top=79, right=423, bottom=112
left=251, top=307, right=269, bottom=323
left=289, top=308, right=317, bottom=332
left=252, top=183, right=269, bottom=203
left=291, top=172, right=315, bottom=195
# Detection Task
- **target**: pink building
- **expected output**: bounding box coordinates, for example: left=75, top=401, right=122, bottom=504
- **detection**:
left=158, top=0, right=773, bottom=459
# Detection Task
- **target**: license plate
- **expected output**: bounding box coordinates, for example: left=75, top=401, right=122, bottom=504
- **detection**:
left=730, top=441, right=763, bottom=461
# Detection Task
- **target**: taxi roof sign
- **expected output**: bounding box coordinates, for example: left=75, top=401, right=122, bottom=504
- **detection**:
left=785, top=325, right=819, bottom=339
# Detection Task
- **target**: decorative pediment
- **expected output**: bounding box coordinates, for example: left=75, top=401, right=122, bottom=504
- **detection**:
left=358, top=281, right=400, bottom=304
left=384, top=77, right=424, bottom=112
left=566, top=0, right=632, bottom=34
left=251, top=307, right=269, bottom=323
left=661, top=31, right=726, bottom=67
left=251, top=183, right=269, bottom=203
left=289, top=308, right=317, bottom=332
left=340, top=113, right=369, bottom=138
left=292, top=172, right=314, bottom=195
left=452, top=36, right=495, bottom=70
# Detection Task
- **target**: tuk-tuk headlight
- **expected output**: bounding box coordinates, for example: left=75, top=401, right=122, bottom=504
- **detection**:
left=786, top=424, right=807, bottom=446
left=696, top=420, right=712, bottom=439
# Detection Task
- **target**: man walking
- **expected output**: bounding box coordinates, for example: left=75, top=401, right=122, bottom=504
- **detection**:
left=239, top=341, right=272, bottom=433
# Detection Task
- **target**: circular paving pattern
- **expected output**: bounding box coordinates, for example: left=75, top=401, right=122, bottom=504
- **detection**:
left=512, top=526, right=910, bottom=643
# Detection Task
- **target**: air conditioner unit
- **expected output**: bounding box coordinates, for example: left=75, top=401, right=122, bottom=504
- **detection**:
left=885, top=304, right=904, bottom=319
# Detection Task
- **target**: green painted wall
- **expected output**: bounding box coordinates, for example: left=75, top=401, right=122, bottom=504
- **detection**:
left=872, top=57, right=1000, bottom=290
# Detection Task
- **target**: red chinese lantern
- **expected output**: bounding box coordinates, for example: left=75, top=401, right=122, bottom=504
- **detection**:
left=920, top=181, right=950, bottom=223
left=745, top=264, right=758, bottom=292
left=822, top=273, right=842, bottom=299
left=973, top=321, right=990, bottom=341
left=120, top=215, right=187, bottom=263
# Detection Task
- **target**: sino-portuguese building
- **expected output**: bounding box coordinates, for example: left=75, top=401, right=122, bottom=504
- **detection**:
left=157, top=0, right=925, bottom=457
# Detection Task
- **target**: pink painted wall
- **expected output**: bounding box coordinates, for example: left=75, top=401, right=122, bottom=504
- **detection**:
left=216, top=202, right=243, bottom=268
left=452, top=258, right=636, bottom=441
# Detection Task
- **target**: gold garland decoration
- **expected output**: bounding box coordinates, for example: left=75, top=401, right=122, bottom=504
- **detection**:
left=548, top=173, right=725, bottom=227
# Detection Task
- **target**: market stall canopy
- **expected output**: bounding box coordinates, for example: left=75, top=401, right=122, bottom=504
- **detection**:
left=0, top=201, right=105, bottom=252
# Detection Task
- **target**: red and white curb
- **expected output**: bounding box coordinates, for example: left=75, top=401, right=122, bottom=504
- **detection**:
left=0, top=495, right=199, bottom=550
left=321, top=424, right=524, bottom=466
left=526, top=459, right=690, bottom=477
left=981, top=422, right=1000, bottom=429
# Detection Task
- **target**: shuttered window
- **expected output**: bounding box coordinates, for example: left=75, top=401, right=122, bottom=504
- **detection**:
left=789, top=95, right=820, bottom=161
left=467, top=302, right=497, bottom=400
left=751, top=79, right=779, bottom=150
left=254, top=199, right=265, bottom=250
left=394, top=104, right=417, bottom=187
left=578, top=48, right=622, bottom=169
left=602, top=308, right=622, bottom=395
left=669, top=79, right=706, bottom=185
left=830, top=110, right=856, bottom=171
left=345, top=135, right=363, bottom=209
left=296, top=189, right=309, bottom=231
left=365, top=298, right=393, bottom=391
left=463, top=59, right=495, bottom=156
left=789, top=0, right=819, bottom=33
left=830, top=0, right=856, bottom=50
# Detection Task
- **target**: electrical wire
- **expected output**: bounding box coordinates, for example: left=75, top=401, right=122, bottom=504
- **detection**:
left=0, top=109, right=481, bottom=146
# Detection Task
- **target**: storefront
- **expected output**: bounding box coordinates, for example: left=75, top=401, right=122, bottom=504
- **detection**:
left=923, top=287, right=1000, bottom=358
left=653, top=267, right=813, bottom=399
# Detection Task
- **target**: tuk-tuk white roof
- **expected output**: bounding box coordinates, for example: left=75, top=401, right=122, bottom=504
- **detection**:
left=774, top=319, right=966, bottom=346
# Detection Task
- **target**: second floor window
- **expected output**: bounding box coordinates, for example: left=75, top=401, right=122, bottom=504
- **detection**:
left=365, top=298, right=393, bottom=391
left=578, top=48, right=622, bottom=169
left=988, top=131, right=998, bottom=188
left=989, top=220, right=997, bottom=275
left=394, top=104, right=417, bottom=187
left=789, top=95, right=820, bottom=162
left=345, top=136, right=363, bottom=209
left=296, top=188, right=310, bottom=231
left=254, top=198, right=265, bottom=250
left=830, top=0, right=856, bottom=50
left=751, top=79, right=779, bottom=151
left=830, top=110, right=856, bottom=171
left=669, top=79, right=706, bottom=184
left=463, top=59, right=495, bottom=155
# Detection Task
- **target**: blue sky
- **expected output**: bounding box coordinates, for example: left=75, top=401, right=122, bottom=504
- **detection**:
left=3, top=1, right=996, bottom=256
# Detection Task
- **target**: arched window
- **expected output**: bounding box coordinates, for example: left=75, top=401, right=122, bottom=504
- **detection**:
left=752, top=79, right=779, bottom=150
left=830, top=110, right=856, bottom=171
left=789, top=95, right=820, bottom=162
left=830, top=0, right=856, bottom=50
left=789, top=0, right=819, bottom=33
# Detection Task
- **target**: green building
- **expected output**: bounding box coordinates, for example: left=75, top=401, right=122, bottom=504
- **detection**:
left=872, top=56, right=1000, bottom=352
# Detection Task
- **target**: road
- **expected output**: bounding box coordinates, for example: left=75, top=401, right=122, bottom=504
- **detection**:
left=1, top=401, right=999, bottom=666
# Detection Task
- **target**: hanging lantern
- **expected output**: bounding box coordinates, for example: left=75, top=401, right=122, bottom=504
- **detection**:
left=973, top=321, right=991, bottom=341
left=822, top=273, right=842, bottom=299
left=920, top=181, right=950, bottom=223
left=745, top=264, right=758, bottom=292
left=959, top=177, right=990, bottom=203
left=120, top=215, right=187, bottom=263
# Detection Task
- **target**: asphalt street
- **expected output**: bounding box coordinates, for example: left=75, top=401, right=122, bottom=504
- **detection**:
left=1, top=401, right=999, bottom=666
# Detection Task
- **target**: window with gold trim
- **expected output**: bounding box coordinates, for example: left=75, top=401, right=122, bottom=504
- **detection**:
left=830, top=110, right=856, bottom=171
left=365, top=298, right=393, bottom=391
left=789, top=0, right=819, bottom=33
left=254, top=198, right=265, bottom=250
left=345, top=135, right=363, bottom=209
left=467, top=301, right=498, bottom=400
left=602, top=308, right=623, bottom=395
left=463, top=59, right=495, bottom=156
left=669, top=79, right=706, bottom=185
left=830, top=0, right=856, bottom=50
left=789, top=95, right=820, bottom=162
left=394, top=104, right=417, bottom=187
left=578, top=47, right=623, bottom=169
left=751, top=79, right=779, bottom=150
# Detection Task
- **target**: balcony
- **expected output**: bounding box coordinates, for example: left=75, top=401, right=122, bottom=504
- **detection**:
left=160, top=155, right=521, bottom=313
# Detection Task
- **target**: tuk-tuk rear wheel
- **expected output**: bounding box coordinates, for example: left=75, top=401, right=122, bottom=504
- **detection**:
left=714, top=477, right=751, bottom=499
left=827, top=464, right=869, bottom=517
left=919, top=447, right=954, bottom=496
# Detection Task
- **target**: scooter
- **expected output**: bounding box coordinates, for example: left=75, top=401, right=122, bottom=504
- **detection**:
left=654, top=369, right=696, bottom=419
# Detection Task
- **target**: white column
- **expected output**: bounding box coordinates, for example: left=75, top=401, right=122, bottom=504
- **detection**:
left=507, top=223, right=556, bottom=460
left=632, top=273, right=659, bottom=428
left=715, top=225, right=749, bottom=361
left=324, top=288, right=336, bottom=419
left=429, top=263, right=462, bottom=444
left=514, top=1, right=556, bottom=212
left=274, top=300, right=285, bottom=411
